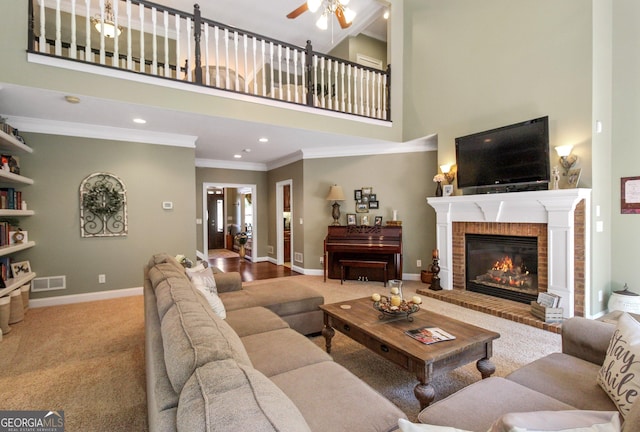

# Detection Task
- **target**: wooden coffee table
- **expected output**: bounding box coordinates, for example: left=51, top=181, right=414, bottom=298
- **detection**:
left=319, top=297, right=500, bottom=409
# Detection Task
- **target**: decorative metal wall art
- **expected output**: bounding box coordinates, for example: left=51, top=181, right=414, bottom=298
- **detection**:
left=80, top=173, right=128, bottom=237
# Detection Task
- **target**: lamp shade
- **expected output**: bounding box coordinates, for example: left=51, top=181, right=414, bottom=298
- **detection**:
left=326, top=185, right=345, bottom=201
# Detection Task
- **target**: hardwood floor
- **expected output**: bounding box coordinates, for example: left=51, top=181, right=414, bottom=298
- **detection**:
left=208, top=257, right=301, bottom=282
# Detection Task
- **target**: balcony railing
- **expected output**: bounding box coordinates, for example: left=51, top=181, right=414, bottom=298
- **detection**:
left=27, top=0, right=390, bottom=121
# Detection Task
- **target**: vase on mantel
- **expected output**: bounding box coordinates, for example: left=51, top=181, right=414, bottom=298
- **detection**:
left=435, top=182, right=443, bottom=197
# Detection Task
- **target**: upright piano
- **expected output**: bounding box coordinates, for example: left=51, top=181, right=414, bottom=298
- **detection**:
left=324, top=225, right=403, bottom=282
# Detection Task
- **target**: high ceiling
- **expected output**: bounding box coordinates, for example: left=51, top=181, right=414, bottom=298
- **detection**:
left=0, top=0, right=395, bottom=168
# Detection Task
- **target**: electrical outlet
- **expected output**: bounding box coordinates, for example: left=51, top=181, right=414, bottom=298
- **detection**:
left=320, top=256, right=324, bottom=264
left=98, top=274, right=106, bottom=284
left=416, top=259, right=422, bottom=267
left=598, top=290, right=603, bottom=302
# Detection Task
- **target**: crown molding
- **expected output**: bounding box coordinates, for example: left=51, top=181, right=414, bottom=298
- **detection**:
left=195, top=158, right=267, bottom=171
left=6, top=115, right=197, bottom=148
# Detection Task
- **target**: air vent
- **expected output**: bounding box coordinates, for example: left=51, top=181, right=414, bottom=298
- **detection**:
left=32, top=276, right=66, bottom=292
left=294, top=252, right=303, bottom=263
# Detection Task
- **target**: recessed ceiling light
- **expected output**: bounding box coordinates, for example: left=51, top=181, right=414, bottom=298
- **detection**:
left=133, top=118, right=146, bottom=124
left=65, top=95, right=81, bottom=104
left=258, top=137, right=269, bottom=143
left=234, top=154, right=242, bottom=159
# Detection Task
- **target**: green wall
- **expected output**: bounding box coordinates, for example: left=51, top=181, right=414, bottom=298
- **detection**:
left=16, top=134, right=196, bottom=298
left=611, top=0, right=640, bottom=293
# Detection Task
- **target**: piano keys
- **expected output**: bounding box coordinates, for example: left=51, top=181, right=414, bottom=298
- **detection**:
left=324, top=225, right=403, bottom=283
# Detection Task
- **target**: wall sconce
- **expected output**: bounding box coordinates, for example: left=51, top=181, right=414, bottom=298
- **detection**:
left=440, top=164, right=456, bottom=184
left=555, top=145, right=578, bottom=174
left=326, top=184, right=345, bottom=225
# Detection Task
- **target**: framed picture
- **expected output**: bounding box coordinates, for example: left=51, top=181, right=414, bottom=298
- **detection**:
left=374, top=216, right=383, bottom=226
left=567, top=168, right=581, bottom=188
left=369, top=194, right=377, bottom=201
left=356, top=202, right=369, bottom=213
left=361, top=187, right=372, bottom=196
left=360, top=215, right=370, bottom=226
left=354, top=189, right=362, bottom=200
left=443, top=185, right=454, bottom=196
left=368, top=200, right=379, bottom=209
left=621, top=176, right=640, bottom=214
left=11, top=261, right=31, bottom=278
left=347, top=213, right=357, bottom=225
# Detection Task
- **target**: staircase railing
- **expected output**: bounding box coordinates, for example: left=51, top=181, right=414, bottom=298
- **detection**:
left=27, top=0, right=390, bottom=121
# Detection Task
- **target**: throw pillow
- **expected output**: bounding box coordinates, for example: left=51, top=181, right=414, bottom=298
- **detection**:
left=597, top=312, right=640, bottom=419
left=397, top=419, right=472, bottom=432
left=185, top=264, right=225, bottom=319
left=185, top=264, right=217, bottom=294
left=488, top=410, right=621, bottom=432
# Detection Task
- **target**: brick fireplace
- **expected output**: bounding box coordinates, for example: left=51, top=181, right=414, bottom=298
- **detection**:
left=427, top=189, right=590, bottom=318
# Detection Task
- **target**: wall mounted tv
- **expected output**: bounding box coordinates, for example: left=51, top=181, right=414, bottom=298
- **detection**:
left=455, top=116, right=550, bottom=194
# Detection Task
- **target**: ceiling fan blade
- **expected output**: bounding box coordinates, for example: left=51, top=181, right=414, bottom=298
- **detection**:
left=335, top=7, right=352, bottom=29
left=287, top=3, right=309, bottom=19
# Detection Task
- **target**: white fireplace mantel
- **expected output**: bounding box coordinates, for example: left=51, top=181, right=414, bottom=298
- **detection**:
left=426, top=188, right=591, bottom=318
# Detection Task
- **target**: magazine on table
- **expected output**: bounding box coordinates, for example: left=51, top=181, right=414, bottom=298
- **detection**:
left=405, top=326, right=456, bottom=345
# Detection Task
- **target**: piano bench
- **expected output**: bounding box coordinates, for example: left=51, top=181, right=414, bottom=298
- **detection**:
left=339, top=260, right=388, bottom=287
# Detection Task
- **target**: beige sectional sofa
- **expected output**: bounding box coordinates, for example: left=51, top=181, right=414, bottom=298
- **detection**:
left=144, top=253, right=406, bottom=432
left=417, top=314, right=640, bottom=432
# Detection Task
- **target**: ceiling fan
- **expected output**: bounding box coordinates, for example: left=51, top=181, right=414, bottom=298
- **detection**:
left=287, top=0, right=356, bottom=30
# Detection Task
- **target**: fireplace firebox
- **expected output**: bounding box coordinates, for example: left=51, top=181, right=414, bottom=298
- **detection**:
left=465, top=234, right=538, bottom=304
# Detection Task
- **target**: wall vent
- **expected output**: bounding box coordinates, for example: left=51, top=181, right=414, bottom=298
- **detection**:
left=294, top=252, right=303, bottom=263
left=268, top=245, right=274, bottom=254
left=32, top=276, right=67, bottom=292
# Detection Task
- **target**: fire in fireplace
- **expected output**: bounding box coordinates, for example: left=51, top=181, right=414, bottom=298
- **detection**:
left=465, top=234, right=538, bottom=304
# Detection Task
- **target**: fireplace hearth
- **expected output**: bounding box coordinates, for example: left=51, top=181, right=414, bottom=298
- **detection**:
left=465, top=234, right=538, bottom=304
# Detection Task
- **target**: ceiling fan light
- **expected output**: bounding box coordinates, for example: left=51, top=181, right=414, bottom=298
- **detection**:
left=307, top=0, right=322, bottom=13
left=343, top=7, right=356, bottom=24
left=339, top=0, right=350, bottom=5
left=316, top=12, right=329, bottom=30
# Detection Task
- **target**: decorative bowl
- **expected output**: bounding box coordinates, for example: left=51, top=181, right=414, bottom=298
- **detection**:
left=373, top=295, right=421, bottom=321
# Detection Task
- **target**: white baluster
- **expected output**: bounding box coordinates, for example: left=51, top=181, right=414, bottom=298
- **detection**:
left=340, top=62, right=346, bottom=112
left=70, top=0, right=77, bottom=58
left=301, top=52, right=306, bottom=103
left=55, top=0, right=62, bottom=56
left=126, top=0, right=132, bottom=70
left=365, top=69, right=370, bottom=117
left=98, top=0, right=106, bottom=64
left=185, top=17, right=191, bottom=81
left=233, top=31, right=239, bottom=91
left=286, top=47, right=291, bottom=101
left=163, top=11, right=169, bottom=77
left=174, top=14, right=180, bottom=79
left=243, top=34, right=248, bottom=93
left=313, top=55, right=318, bottom=107
left=326, top=59, right=332, bottom=110
left=382, top=73, right=388, bottom=119
left=334, top=60, right=339, bottom=111
left=113, top=0, right=120, bottom=67
left=85, top=0, right=91, bottom=61
left=203, top=23, right=210, bottom=85
left=277, top=45, right=283, bottom=99
left=353, top=67, right=358, bottom=114
left=139, top=3, right=145, bottom=73
left=320, top=57, right=325, bottom=108
left=359, top=67, right=365, bottom=115
left=269, top=42, right=274, bottom=98
left=38, top=0, right=46, bottom=53
left=151, top=7, right=157, bottom=75
left=213, top=26, right=219, bottom=86
left=252, top=37, right=258, bottom=95
left=293, top=49, right=299, bottom=103
left=261, top=40, right=266, bottom=96
left=224, top=28, right=230, bottom=89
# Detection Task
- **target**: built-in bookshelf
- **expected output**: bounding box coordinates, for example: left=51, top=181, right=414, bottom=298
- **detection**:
left=0, top=127, right=35, bottom=299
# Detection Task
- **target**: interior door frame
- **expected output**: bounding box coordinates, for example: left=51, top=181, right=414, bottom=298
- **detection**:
left=276, top=179, right=293, bottom=266
left=202, top=182, right=257, bottom=262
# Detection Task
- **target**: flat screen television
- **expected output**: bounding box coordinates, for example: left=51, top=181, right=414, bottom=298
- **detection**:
left=455, top=116, right=550, bottom=194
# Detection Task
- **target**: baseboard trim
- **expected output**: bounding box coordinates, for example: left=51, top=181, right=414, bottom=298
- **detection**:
left=30, top=287, right=143, bottom=308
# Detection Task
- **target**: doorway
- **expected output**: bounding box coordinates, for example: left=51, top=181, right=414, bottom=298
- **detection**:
left=276, top=179, right=293, bottom=267
left=202, top=182, right=257, bottom=262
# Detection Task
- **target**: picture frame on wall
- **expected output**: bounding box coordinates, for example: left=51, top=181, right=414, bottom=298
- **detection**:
left=368, top=200, right=379, bottom=209
left=354, top=189, right=362, bottom=200
left=356, top=202, right=368, bottom=213
left=361, top=187, right=372, bottom=196
left=361, top=215, right=370, bottom=226
left=347, top=214, right=357, bottom=225
left=621, top=176, right=640, bottom=214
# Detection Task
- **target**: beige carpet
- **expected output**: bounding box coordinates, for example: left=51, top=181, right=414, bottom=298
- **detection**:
left=0, top=276, right=561, bottom=430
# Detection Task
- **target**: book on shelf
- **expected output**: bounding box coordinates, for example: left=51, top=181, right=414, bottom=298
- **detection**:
left=405, top=326, right=456, bottom=345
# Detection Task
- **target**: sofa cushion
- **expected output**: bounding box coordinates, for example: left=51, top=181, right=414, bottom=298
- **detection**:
left=225, top=307, right=290, bottom=337
left=488, top=410, right=621, bottom=432
left=148, top=253, right=186, bottom=275
left=417, top=377, right=575, bottom=432
left=161, top=300, right=252, bottom=394
left=270, top=360, right=406, bottom=432
left=507, top=352, right=617, bottom=411
left=597, top=312, right=640, bottom=419
left=220, top=280, right=323, bottom=317
left=177, top=359, right=311, bottom=432
left=241, top=328, right=332, bottom=377
left=148, top=262, right=188, bottom=289
left=154, top=275, right=203, bottom=321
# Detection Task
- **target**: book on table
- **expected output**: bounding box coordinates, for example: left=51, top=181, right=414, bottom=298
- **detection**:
left=405, top=326, right=456, bottom=345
